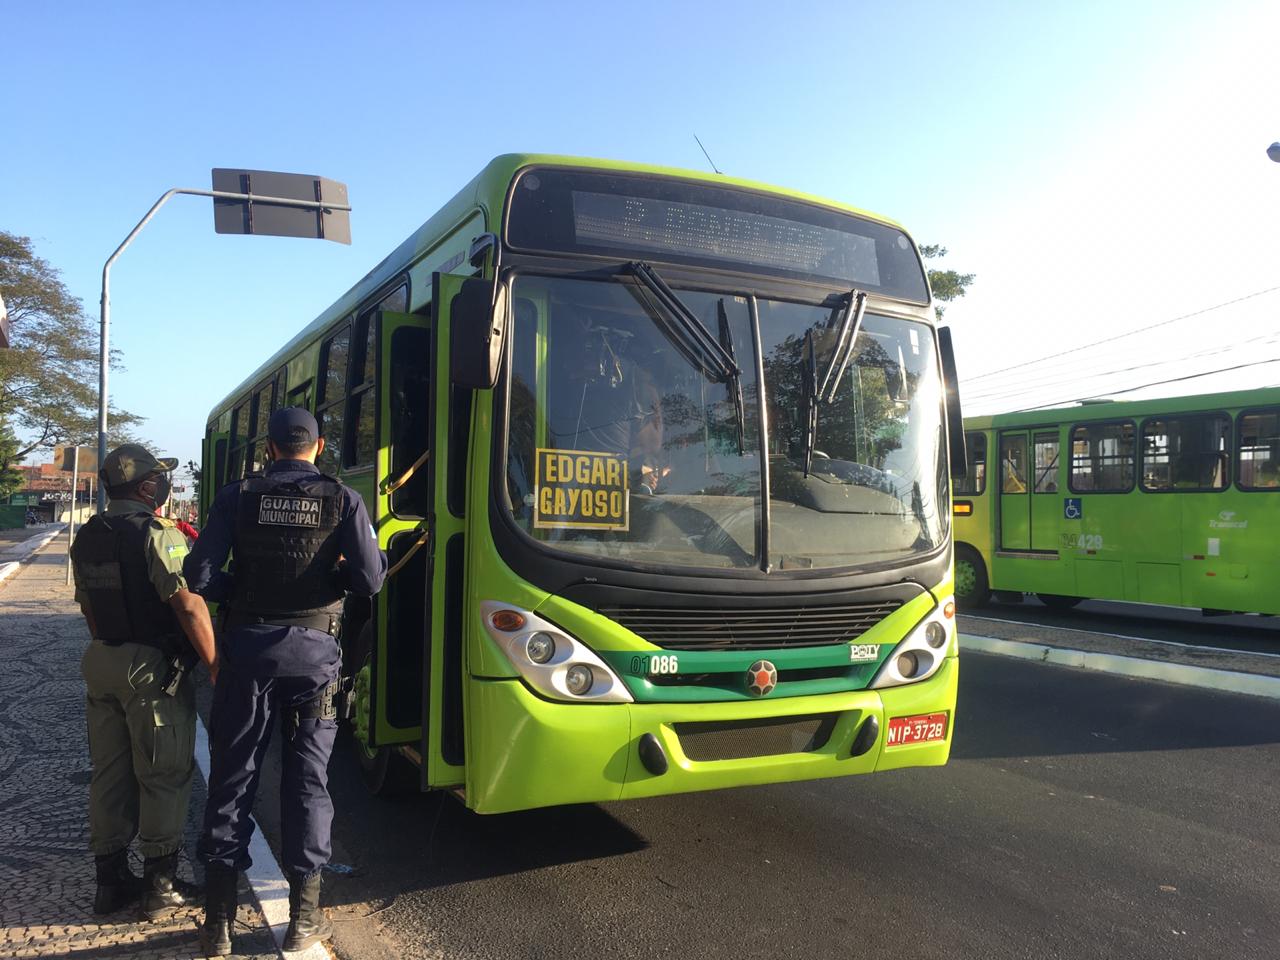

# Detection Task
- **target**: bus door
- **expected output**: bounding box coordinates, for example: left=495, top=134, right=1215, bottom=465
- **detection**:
left=1029, top=430, right=1062, bottom=551
left=999, top=430, right=1062, bottom=552
left=998, top=432, right=1031, bottom=549
left=370, top=310, right=434, bottom=760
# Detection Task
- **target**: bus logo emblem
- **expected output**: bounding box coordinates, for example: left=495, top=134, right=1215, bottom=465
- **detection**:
left=746, top=660, right=777, bottom=697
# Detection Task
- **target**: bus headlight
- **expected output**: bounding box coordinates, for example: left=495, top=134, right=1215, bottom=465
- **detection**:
left=565, top=664, right=594, bottom=696
left=480, top=600, right=633, bottom=703
left=526, top=632, right=556, bottom=664
left=870, top=596, right=954, bottom=689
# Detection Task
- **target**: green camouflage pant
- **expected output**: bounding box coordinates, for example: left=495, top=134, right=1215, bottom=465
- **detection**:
left=80, top=640, right=196, bottom=859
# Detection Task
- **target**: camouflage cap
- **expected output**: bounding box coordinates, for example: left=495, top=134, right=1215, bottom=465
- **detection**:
left=99, top=443, right=179, bottom=487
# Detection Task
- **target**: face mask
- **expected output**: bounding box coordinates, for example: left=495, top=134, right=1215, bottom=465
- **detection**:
left=142, top=475, right=172, bottom=509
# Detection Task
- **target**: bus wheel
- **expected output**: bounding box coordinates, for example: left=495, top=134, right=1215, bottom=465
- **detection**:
left=346, top=622, right=417, bottom=796
left=1037, top=593, right=1083, bottom=610
left=955, top=545, right=990, bottom=608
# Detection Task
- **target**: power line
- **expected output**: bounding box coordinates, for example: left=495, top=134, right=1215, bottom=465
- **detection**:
left=965, top=284, right=1280, bottom=384
left=1015, top=355, right=1280, bottom=412
left=963, top=330, right=1280, bottom=406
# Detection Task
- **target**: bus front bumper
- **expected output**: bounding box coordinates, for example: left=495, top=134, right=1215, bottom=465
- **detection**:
left=465, top=656, right=958, bottom=814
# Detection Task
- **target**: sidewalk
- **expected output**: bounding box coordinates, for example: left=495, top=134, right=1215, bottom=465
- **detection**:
left=0, top=538, right=278, bottom=959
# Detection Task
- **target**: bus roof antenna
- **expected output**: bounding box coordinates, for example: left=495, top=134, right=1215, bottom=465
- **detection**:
left=694, top=134, right=723, bottom=175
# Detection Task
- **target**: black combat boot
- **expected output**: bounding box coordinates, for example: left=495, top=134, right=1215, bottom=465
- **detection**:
left=198, top=864, right=237, bottom=958
left=93, top=850, right=145, bottom=914
left=282, top=870, right=333, bottom=952
left=140, top=851, right=204, bottom=920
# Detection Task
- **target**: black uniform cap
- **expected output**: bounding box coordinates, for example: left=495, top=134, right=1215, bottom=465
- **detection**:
left=268, top=407, right=320, bottom=446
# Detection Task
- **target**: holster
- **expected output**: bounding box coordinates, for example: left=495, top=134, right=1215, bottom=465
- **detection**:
left=285, top=677, right=356, bottom=740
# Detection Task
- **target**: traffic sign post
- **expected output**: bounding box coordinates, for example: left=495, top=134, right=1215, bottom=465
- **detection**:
left=97, top=170, right=352, bottom=511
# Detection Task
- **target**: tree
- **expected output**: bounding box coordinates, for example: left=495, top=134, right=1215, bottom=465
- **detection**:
left=185, top=459, right=201, bottom=503
left=0, top=424, right=23, bottom=500
left=919, top=244, right=975, bottom=321
left=0, top=231, right=143, bottom=476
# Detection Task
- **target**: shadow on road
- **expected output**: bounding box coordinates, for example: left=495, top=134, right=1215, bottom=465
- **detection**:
left=318, top=737, right=648, bottom=913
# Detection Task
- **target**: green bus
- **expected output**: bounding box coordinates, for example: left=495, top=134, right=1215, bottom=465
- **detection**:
left=952, top=387, right=1280, bottom=614
left=200, top=154, right=967, bottom=813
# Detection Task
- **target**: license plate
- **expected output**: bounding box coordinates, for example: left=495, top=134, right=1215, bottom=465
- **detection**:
left=885, top=712, right=949, bottom=746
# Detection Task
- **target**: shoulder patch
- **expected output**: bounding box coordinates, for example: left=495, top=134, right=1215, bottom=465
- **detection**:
left=150, top=516, right=176, bottom=529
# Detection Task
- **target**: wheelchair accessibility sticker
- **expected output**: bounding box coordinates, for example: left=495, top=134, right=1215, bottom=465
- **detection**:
left=1063, top=498, right=1082, bottom=520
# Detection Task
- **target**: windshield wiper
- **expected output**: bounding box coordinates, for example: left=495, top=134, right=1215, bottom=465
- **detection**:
left=817, top=289, right=867, bottom=402
left=717, top=299, right=746, bottom=455
left=802, top=289, right=867, bottom=476
left=629, top=262, right=740, bottom=384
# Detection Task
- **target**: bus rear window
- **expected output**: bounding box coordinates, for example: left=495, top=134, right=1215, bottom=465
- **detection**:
left=506, top=168, right=929, bottom=303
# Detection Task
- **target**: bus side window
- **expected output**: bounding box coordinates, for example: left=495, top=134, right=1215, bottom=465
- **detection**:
left=227, top=401, right=247, bottom=481
left=346, top=281, right=402, bottom=470
left=316, top=324, right=351, bottom=475
left=287, top=379, right=313, bottom=412
left=346, top=311, right=378, bottom=469
left=1238, top=408, right=1280, bottom=489
left=389, top=323, right=432, bottom=517
left=954, top=432, right=986, bottom=495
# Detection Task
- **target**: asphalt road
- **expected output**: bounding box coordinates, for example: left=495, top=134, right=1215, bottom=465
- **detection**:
left=225, top=651, right=1280, bottom=960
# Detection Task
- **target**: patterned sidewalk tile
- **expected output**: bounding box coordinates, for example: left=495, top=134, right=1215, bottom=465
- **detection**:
left=0, top=542, right=280, bottom=959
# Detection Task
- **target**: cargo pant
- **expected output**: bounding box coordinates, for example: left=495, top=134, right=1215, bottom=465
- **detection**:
left=80, top=640, right=196, bottom=859
left=198, top=654, right=338, bottom=878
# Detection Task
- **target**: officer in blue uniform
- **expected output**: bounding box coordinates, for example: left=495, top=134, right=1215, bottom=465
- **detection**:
left=184, top=408, right=386, bottom=956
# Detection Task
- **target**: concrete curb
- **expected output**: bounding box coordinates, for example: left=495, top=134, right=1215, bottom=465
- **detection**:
left=0, top=524, right=67, bottom=585
left=960, top=633, right=1280, bottom=701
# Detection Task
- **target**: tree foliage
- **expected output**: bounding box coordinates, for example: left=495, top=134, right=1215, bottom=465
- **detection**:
left=0, top=231, right=143, bottom=476
left=0, top=424, right=23, bottom=499
left=919, top=244, right=975, bottom=321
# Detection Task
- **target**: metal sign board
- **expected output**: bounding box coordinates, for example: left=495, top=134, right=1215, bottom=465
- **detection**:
left=211, top=168, right=351, bottom=244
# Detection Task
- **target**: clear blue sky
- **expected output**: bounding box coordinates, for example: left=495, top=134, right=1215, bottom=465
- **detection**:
left=5, top=0, right=1278, bottom=476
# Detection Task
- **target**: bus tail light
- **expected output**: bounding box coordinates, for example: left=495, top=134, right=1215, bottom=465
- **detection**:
left=479, top=600, right=633, bottom=704
left=870, top=596, right=955, bottom=690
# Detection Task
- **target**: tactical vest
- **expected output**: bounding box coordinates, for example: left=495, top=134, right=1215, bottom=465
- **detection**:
left=72, top=512, right=180, bottom=646
left=229, top=473, right=346, bottom=626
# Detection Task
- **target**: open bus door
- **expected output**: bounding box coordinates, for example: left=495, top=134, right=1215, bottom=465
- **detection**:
left=354, top=308, right=434, bottom=793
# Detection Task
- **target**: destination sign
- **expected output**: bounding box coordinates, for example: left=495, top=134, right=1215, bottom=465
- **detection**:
left=533, top=448, right=629, bottom=531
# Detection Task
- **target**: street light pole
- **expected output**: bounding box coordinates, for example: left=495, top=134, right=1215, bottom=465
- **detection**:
left=96, top=182, right=351, bottom=512
left=65, top=446, right=80, bottom=586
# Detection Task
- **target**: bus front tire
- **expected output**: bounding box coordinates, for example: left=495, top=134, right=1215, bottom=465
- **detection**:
left=345, top=622, right=418, bottom=797
left=954, top=545, right=990, bottom=608
left=1037, top=593, right=1083, bottom=610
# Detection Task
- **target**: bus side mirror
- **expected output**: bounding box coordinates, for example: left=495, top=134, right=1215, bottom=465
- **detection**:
left=938, top=326, right=968, bottom=479
left=446, top=276, right=509, bottom=390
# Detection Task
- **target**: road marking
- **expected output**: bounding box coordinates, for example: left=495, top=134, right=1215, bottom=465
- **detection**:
left=960, top=633, right=1280, bottom=700
left=962, top=614, right=1280, bottom=660
left=194, top=716, right=329, bottom=960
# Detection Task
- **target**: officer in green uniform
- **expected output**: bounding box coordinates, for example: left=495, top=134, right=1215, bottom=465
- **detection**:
left=71, top=444, right=219, bottom=919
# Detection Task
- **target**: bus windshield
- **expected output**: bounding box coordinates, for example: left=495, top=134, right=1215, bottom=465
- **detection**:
left=504, top=274, right=948, bottom=572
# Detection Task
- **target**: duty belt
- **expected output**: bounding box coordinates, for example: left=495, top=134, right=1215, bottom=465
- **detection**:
left=95, top=633, right=181, bottom=652
left=222, top=610, right=341, bottom=636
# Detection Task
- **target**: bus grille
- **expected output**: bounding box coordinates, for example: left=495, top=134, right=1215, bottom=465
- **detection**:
left=674, top=715, right=838, bottom=761
left=599, top=601, right=901, bottom=650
